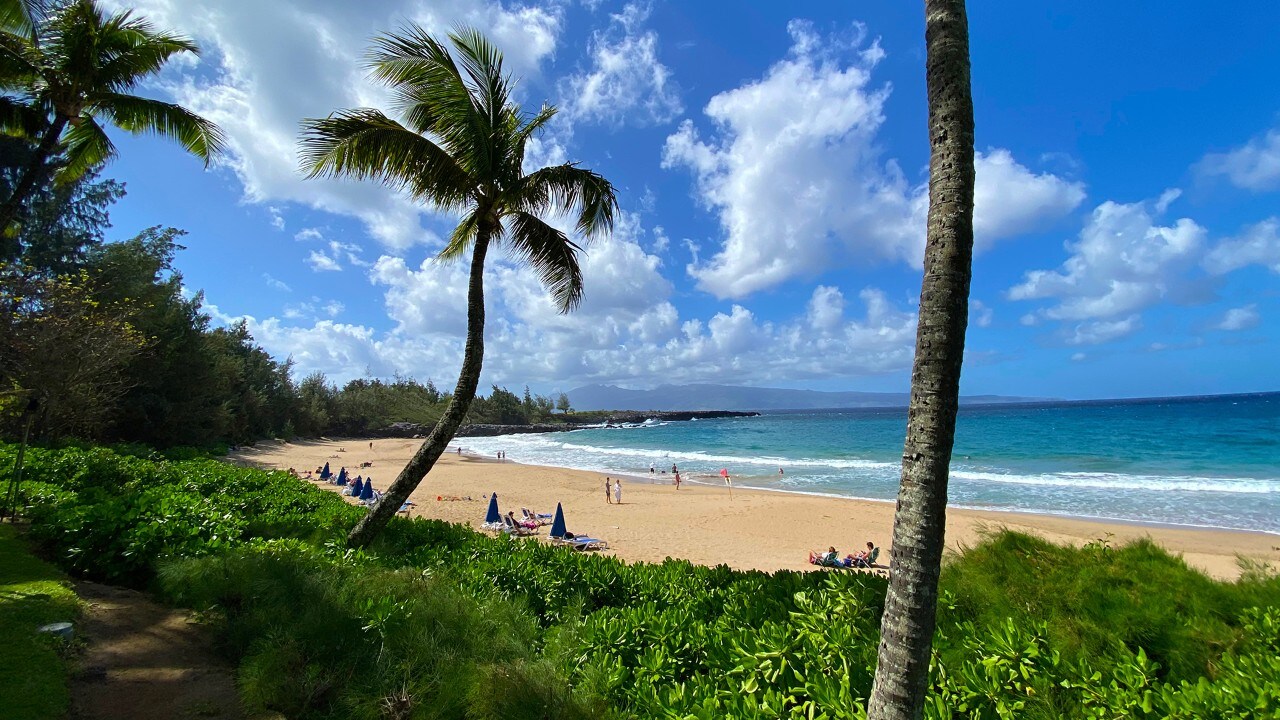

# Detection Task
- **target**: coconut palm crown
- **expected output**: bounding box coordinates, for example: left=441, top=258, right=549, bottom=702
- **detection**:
left=0, top=0, right=225, bottom=232
left=300, top=25, right=617, bottom=547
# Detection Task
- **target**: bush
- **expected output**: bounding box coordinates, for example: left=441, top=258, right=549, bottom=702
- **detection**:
left=10, top=443, right=1280, bottom=718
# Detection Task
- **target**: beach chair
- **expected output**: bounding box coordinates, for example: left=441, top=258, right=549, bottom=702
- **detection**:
left=565, top=536, right=608, bottom=551
left=522, top=507, right=551, bottom=526
left=852, top=547, right=881, bottom=569
left=502, top=515, right=538, bottom=536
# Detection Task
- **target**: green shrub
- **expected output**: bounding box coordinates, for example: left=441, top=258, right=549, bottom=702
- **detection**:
left=9, top=443, right=1280, bottom=719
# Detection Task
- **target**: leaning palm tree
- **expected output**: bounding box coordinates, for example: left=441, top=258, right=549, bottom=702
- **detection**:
left=0, top=0, right=225, bottom=233
left=866, top=1, right=975, bottom=718
left=300, top=26, right=617, bottom=548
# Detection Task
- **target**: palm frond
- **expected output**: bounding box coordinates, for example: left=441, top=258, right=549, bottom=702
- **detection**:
left=0, top=94, right=44, bottom=137
left=94, top=93, right=224, bottom=163
left=517, top=163, right=618, bottom=239
left=506, top=211, right=585, bottom=312
left=0, top=0, right=41, bottom=38
left=96, top=29, right=199, bottom=91
left=448, top=26, right=510, bottom=130
left=299, top=108, right=474, bottom=210
left=55, top=114, right=115, bottom=183
left=436, top=208, right=481, bottom=263
left=369, top=25, right=489, bottom=177
left=508, top=103, right=556, bottom=175
left=0, top=30, right=42, bottom=90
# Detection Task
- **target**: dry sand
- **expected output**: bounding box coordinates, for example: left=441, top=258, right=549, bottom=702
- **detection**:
left=230, top=437, right=1280, bottom=581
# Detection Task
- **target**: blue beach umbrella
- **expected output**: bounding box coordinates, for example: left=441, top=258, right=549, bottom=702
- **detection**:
left=350, top=477, right=363, bottom=497
left=336, top=468, right=348, bottom=486
left=549, top=502, right=566, bottom=539
left=320, top=462, right=330, bottom=480
left=360, top=479, right=375, bottom=501
left=484, top=493, right=500, bottom=524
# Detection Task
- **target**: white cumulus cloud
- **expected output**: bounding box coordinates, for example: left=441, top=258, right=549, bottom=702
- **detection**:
left=1009, top=197, right=1206, bottom=323
left=663, top=21, right=1083, bottom=299
left=1216, top=304, right=1259, bottom=331
left=560, top=2, right=681, bottom=126
left=1198, top=127, right=1280, bottom=191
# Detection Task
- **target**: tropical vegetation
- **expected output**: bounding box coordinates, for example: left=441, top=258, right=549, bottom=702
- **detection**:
left=7, top=443, right=1280, bottom=719
left=299, top=25, right=617, bottom=547
left=0, top=0, right=224, bottom=234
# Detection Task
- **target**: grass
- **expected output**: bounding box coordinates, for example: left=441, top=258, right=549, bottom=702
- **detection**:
left=0, top=523, right=81, bottom=720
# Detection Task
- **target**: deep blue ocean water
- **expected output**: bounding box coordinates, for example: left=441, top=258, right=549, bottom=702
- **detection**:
left=461, top=392, right=1280, bottom=533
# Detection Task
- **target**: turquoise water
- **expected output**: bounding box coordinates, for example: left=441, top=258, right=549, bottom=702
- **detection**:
left=462, top=392, right=1280, bottom=533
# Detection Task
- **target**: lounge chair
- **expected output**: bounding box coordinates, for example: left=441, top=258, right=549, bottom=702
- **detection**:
left=522, top=508, right=552, bottom=526
left=565, top=536, right=608, bottom=551
left=851, top=547, right=881, bottom=568
left=502, top=515, right=538, bottom=536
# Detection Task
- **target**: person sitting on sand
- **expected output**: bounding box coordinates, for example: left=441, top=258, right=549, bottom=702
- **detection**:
left=809, top=546, right=839, bottom=566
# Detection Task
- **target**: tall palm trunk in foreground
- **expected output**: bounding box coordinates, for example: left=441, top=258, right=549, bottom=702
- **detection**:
left=301, top=27, right=617, bottom=548
left=867, top=1, right=975, bottom=718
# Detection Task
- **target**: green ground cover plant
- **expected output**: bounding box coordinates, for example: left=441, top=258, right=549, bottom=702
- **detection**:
left=0, top=524, right=81, bottom=720
left=8, top=442, right=1280, bottom=719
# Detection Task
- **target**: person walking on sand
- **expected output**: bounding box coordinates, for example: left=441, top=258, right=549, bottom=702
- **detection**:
left=613, top=476, right=623, bottom=504
left=605, top=477, right=613, bottom=504
left=674, top=470, right=681, bottom=490
left=649, top=462, right=655, bottom=475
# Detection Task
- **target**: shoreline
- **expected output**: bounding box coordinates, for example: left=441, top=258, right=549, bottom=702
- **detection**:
left=230, top=438, right=1280, bottom=581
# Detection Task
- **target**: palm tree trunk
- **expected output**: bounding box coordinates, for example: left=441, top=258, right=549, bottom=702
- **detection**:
left=346, top=226, right=491, bottom=548
left=866, top=1, right=975, bottom=719
left=0, top=115, right=69, bottom=235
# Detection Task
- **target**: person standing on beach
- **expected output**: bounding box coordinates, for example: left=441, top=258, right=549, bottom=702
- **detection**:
left=614, top=477, right=623, bottom=504
left=605, top=477, right=613, bottom=504
left=650, top=462, right=655, bottom=475
left=674, top=471, right=681, bottom=490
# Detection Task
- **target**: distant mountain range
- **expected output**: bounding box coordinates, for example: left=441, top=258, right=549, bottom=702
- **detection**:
left=567, top=383, right=1048, bottom=412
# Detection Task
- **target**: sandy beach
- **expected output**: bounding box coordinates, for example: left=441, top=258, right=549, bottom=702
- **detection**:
left=230, top=437, right=1280, bottom=581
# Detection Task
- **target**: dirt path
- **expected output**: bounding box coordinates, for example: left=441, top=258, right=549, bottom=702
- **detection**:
left=70, top=581, right=247, bottom=720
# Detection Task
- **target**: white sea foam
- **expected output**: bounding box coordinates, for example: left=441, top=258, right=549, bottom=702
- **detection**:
left=951, top=470, right=1280, bottom=494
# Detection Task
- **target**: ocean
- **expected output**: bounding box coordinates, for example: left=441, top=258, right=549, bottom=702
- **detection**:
left=459, top=392, right=1280, bottom=534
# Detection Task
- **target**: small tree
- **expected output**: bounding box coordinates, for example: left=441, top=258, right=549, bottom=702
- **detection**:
left=555, top=392, right=571, bottom=414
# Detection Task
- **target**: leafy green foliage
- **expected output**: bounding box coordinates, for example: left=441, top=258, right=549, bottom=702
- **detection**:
left=11, top=443, right=1280, bottom=718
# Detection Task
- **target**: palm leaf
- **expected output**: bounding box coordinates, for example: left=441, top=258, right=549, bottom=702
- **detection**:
left=96, top=29, right=199, bottom=91
left=518, top=163, right=617, bottom=239
left=0, top=94, right=43, bottom=137
left=506, top=211, right=585, bottom=312
left=299, top=108, right=474, bottom=210
left=0, top=0, right=40, bottom=38
left=56, top=114, right=115, bottom=183
left=94, top=93, right=225, bottom=163
left=369, top=26, right=489, bottom=177
left=437, top=208, right=481, bottom=263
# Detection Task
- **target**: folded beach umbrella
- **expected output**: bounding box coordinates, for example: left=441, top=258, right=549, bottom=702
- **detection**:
left=336, top=468, right=348, bottom=486
left=484, top=493, right=500, bottom=525
left=360, top=479, right=375, bottom=501
left=350, top=477, right=364, bottom=497
left=549, top=502, right=566, bottom=539
left=320, top=462, right=330, bottom=480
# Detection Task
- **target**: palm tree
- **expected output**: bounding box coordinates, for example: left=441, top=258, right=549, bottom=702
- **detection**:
left=866, top=1, right=975, bottom=718
left=300, top=26, right=617, bottom=548
left=0, top=0, right=225, bottom=233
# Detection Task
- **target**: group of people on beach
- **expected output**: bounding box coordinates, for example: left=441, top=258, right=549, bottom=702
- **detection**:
left=605, top=476, right=623, bottom=504
left=809, top=541, right=880, bottom=569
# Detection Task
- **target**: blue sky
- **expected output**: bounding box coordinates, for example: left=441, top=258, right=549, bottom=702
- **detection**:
left=95, top=0, right=1280, bottom=400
